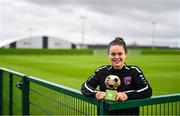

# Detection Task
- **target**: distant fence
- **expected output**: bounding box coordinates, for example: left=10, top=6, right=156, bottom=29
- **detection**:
left=0, top=49, right=93, bottom=55
left=0, top=67, right=180, bottom=115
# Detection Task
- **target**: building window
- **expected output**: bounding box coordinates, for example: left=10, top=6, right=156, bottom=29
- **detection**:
left=54, top=42, right=61, bottom=46
left=23, top=41, right=31, bottom=45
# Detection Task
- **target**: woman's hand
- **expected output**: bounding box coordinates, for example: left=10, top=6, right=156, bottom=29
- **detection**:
left=116, top=92, right=128, bottom=101
left=95, top=91, right=105, bottom=100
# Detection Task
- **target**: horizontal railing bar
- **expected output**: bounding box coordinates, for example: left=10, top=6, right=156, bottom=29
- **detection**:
left=106, top=93, right=180, bottom=111
left=0, top=67, right=26, bottom=77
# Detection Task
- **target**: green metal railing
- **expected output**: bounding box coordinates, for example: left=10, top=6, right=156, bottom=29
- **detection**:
left=0, top=67, right=180, bottom=115
left=106, top=94, right=180, bottom=115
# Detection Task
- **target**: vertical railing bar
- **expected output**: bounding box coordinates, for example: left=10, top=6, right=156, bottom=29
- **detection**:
left=72, top=96, right=74, bottom=115
left=79, top=99, right=82, bottom=115
left=9, top=73, right=13, bottom=115
left=22, top=76, right=30, bottom=115
left=174, top=102, right=176, bottom=115
left=92, top=104, right=94, bottom=115
left=172, top=102, right=176, bottom=115
left=65, top=95, right=69, bottom=115
left=88, top=103, right=91, bottom=115
left=168, top=102, right=169, bottom=115
left=61, top=93, right=63, bottom=115
left=177, top=101, right=180, bottom=114
left=172, top=102, right=173, bottom=115
left=71, top=96, right=73, bottom=114
left=94, top=104, right=96, bottom=115
left=75, top=97, right=77, bottom=115
left=79, top=99, right=81, bottom=115
left=177, top=102, right=178, bottom=115
left=76, top=98, right=78, bottom=115
left=151, top=105, right=153, bottom=115
left=64, top=94, right=66, bottom=115
left=171, top=102, right=172, bottom=115
left=142, top=105, right=144, bottom=115
left=0, top=70, right=3, bottom=115
left=59, top=92, right=61, bottom=114
left=78, top=98, right=80, bottom=115
left=164, top=103, right=165, bottom=115
left=62, top=94, right=66, bottom=115
left=77, top=98, right=79, bottom=115
left=85, top=100, right=87, bottom=115
left=66, top=95, right=68, bottom=115
left=88, top=102, right=90, bottom=115
left=153, top=105, right=154, bottom=115
left=82, top=100, right=85, bottom=115
left=147, top=105, right=148, bottom=115
left=57, top=92, right=59, bottom=114
left=71, top=96, right=73, bottom=115
left=87, top=103, right=89, bottom=115
left=60, top=93, right=62, bottom=114
left=160, top=104, right=161, bottom=115
left=95, top=104, right=96, bottom=115
left=175, top=102, right=177, bottom=114
left=81, top=100, right=84, bottom=115
left=67, top=95, right=69, bottom=115
left=65, top=94, right=67, bottom=115
left=73, top=98, right=77, bottom=115
left=98, top=101, right=108, bottom=115
left=61, top=93, right=63, bottom=114
left=82, top=100, right=84, bottom=114
left=155, top=104, right=157, bottom=115
left=68, top=95, right=70, bottom=115
left=91, top=103, right=93, bottom=115
left=85, top=101, right=86, bottom=115
left=73, top=97, right=75, bottom=114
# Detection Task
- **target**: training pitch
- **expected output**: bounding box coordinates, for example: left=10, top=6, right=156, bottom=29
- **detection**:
left=0, top=54, right=179, bottom=96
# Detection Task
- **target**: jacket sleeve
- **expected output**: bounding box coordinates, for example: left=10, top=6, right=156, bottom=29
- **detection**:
left=125, top=66, right=152, bottom=100
left=81, top=70, right=100, bottom=97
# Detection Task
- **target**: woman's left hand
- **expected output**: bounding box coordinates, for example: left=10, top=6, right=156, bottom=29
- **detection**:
left=116, top=92, right=128, bottom=101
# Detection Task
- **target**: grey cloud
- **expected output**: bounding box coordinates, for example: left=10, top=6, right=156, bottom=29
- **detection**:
left=1, top=0, right=179, bottom=46
left=27, top=0, right=180, bottom=14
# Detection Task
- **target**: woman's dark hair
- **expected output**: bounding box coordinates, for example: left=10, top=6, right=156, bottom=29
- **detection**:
left=108, top=37, right=127, bottom=54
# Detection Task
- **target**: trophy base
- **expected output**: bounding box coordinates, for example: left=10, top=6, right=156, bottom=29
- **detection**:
left=105, top=90, right=116, bottom=101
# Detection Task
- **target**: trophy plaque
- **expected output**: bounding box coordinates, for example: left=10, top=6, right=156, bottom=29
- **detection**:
left=104, top=75, right=121, bottom=101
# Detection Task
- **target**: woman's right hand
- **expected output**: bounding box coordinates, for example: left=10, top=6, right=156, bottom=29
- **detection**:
left=95, top=91, right=105, bottom=100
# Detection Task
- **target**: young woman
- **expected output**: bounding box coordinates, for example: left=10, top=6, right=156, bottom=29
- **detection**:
left=81, top=37, right=152, bottom=115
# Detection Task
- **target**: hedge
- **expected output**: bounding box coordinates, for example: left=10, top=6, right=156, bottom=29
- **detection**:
left=0, top=48, right=93, bottom=55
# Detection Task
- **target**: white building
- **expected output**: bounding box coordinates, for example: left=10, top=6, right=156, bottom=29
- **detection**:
left=1, top=36, right=76, bottom=49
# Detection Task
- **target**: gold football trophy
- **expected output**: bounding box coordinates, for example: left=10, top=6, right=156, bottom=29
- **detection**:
left=104, top=75, right=121, bottom=101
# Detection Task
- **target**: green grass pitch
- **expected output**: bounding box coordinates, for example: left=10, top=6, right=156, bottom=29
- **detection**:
left=0, top=54, right=179, bottom=96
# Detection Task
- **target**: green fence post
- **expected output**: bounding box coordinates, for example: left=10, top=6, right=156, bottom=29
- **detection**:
left=22, top=76, right=30, bottom=115
left=97, top=100, right=109, bottom=115
left=9, top=73, right=13, bottom=115
left=0, top=70, right=2, bottom=115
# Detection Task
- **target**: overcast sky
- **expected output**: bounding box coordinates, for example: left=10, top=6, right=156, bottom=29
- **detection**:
left=0, top=0, right=180, bottom=47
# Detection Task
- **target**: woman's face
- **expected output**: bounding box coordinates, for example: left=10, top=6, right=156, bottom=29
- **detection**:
left=108, top=45, right=127, bottom=69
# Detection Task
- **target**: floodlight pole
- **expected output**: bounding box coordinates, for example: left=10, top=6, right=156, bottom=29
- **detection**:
left=80, top=16, right=87, bottom=48
left=152, top=21, right=156, bottom=49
